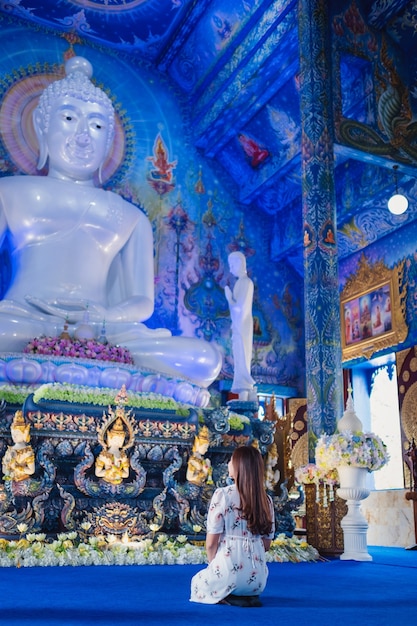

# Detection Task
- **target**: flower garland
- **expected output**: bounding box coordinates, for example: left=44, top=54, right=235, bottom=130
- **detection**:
left=31, top=382, right=189, bottom=413
left=294, top=463, right=338, bottom=485
left=0, top=530, right=319, bottom=568
left=294, top=463, right=339, bottom=507
left=0, top=384, right=37, bottom=405
left=315, top=431, right=389, bottom=472
left=23, top=336, right=134, bottom=364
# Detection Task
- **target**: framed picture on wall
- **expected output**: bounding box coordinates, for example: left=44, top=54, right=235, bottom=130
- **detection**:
left=340, top=254, right=408, bottom=362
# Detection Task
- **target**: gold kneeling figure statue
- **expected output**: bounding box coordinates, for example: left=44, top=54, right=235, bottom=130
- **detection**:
left=95, top=414, right=131, bottom=486
left=186, top=426, right=213, bottom=486
left=2, top=411, right=35, bottom=482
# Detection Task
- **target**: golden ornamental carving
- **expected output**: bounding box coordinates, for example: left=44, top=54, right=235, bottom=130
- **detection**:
left=97, top=408, right=137, bottom=452
left=396, top=348, right=408, bottom=374
left=400, top=382, right=417, bottom=443
left=304, top=484, right=346, bottom=554
left=287, top=398, right=307, bottom=419
left=27, top=410, right=96, bottom=433
left=94, top=387, right=139, bottom=486
left=91, top=502, right=139, bottom=536
left=291, top=432, right=309, bottom=470
left=343, top=255, right=390, bottom=297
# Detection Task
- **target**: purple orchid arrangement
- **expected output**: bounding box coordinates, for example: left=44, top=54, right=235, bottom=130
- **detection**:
left=23, top=336, right=134, bottom=365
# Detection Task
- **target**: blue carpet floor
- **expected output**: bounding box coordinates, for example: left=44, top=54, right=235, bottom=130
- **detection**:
left=0, top=547, right=416, bottom=626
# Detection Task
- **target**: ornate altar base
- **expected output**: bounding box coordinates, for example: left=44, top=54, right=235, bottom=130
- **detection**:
left=0, top=391, right=201, bottom=539
left=0, top=385, right=296, bottom=546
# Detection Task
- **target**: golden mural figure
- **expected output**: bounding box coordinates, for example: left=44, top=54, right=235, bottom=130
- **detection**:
left=2, top=411, right=35, bottom=482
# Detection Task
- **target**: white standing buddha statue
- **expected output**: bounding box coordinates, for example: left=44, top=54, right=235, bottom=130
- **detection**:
left=224, top=251, right=256, bottom=400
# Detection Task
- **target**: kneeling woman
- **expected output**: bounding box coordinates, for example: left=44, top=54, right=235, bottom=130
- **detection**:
left=190, top=445, right=275, bottom=607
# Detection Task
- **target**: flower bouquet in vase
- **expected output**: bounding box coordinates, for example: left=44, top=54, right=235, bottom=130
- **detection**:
left=315, top=390, right=389, bottom=561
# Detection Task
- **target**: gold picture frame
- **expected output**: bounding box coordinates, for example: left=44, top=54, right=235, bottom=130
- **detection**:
left=340, top=254, right=408, bottom=362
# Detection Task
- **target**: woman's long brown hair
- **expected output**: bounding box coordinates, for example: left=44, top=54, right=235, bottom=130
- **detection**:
left=232, top=445, right=273, bottom=536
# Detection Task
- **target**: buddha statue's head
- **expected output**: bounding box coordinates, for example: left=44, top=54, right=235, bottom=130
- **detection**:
left=33, top=56, right=116, bottom=180
left=228, top=251, right=247, bottom=277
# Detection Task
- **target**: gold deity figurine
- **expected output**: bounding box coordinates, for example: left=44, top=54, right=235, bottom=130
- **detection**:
left=95, top=398, right=137, bottom=486
left=2, top=411, right=35, bottom=482
left=186, top=426, right=213, bottom=486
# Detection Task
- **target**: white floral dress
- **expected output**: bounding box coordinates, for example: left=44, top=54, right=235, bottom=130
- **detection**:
left=190, top=484, right=275, bottom=604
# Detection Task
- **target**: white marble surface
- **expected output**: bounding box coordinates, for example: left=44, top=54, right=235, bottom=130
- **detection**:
left=361, top=489, right=415, bottom=547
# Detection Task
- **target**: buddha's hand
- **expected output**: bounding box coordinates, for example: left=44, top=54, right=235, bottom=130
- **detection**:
left=224, top=285, right=232, bottom=303
left=24, top=296, right=106, bottom=323
left=25, top=296, right=153, bottom=324
left=0, top=298, right=54, bottom=321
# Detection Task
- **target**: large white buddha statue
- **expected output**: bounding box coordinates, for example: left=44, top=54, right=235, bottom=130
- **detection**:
left=0, top=57, right=222, bottom=388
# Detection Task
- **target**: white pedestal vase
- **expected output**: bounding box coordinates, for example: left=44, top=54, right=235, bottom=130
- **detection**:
left=337, top=465, right=372, bottom=562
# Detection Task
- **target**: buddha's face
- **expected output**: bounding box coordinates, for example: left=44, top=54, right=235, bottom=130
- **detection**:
left=228, top=253, right=245, bottom=278
left=45, top=95, right=111, bottom=181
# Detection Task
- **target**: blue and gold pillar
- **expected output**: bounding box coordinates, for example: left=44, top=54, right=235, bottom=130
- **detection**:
left=299, top=0, right=343, bottom=456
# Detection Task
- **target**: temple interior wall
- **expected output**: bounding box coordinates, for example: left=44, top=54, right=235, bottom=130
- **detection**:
left=362, top=490, right=415, bottom=548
